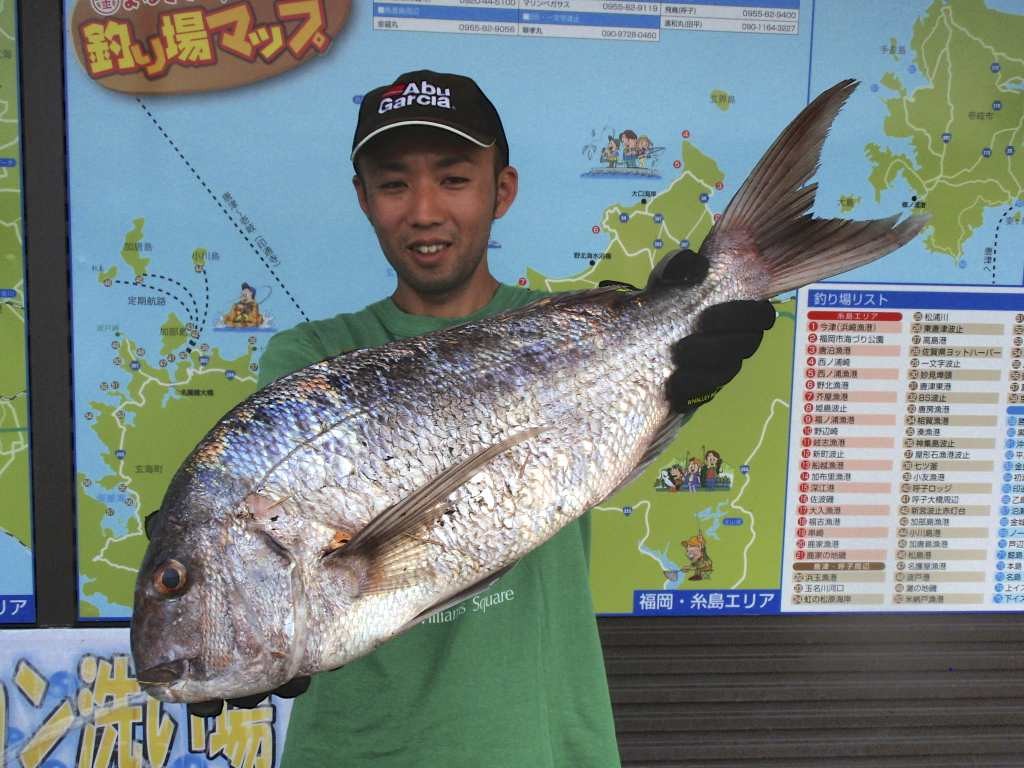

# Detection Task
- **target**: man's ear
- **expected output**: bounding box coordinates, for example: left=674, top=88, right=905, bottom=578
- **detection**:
left=353, top=174, right=370, bottom=216
left=493, top=165, right=518, bottom=220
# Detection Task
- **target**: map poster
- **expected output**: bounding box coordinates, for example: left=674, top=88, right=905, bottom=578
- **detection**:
left=63, top=0, right=1024, bottom=620
left=0, top=627, right=293, bottom=766
left=0, top=0, right=35, bottom=624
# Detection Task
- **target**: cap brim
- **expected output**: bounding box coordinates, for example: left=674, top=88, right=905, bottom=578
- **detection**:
left=350, top=120, right=495, bottom=161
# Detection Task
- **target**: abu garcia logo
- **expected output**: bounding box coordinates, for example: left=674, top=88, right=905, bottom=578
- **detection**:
left=378, top=81, right=453, bottom=113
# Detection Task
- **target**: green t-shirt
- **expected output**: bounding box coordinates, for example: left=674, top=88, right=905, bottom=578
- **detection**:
left=258, top=284, right=621, bottom=768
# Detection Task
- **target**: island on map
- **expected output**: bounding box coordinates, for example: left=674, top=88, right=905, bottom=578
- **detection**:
left=866, top=0, right=1024, bottom=262
left=78, top=220, right=258, bottom=616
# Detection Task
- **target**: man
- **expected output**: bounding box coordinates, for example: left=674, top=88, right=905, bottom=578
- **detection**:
left=220, top=70, right=772, bottom=766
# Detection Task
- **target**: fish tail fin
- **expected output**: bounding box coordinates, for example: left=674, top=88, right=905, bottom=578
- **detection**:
left=703, top=78, right=929, bottom=298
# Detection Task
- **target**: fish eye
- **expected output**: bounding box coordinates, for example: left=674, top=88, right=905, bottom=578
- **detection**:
left=153, top=559, right=188, bottom=596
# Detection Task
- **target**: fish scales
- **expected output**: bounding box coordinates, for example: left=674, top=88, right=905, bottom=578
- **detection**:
left=165, top=285, right=768, bottom=685
left=132, top=80, right=931, bottom=702
left=252, top=293, right=689, bottom=671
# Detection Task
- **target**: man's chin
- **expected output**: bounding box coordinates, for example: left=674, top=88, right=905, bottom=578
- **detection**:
left=398, top=263, right=475, bottom=297
left=403, top=275, right=462, bottom=296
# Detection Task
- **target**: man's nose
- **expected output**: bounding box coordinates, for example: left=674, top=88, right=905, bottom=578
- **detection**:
left=408, top=184, right=444, bottom=226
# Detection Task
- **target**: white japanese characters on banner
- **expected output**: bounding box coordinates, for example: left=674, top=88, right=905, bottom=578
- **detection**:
left=0, top=628, right=292, bottom=767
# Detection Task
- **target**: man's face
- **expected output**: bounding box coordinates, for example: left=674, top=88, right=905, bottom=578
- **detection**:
left=353, top=127, right=517, bottom=299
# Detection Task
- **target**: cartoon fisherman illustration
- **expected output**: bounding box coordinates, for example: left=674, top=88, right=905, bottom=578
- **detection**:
left=702, top=449, right=723, bottom=489
left=600, top=135, right=620, bottom=168
left=223, top=282, right=263, bottom=328
left=682, top=531, right=713, bottom=581
left=636, top=135, right=653, bottom=168
left=619, top=129, right=639, bottom=168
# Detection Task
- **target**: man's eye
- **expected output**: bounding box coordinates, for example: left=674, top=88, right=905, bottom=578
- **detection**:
left=379, top=180, right=406, bottom=190
left=443, top=176, right=469, bottom=186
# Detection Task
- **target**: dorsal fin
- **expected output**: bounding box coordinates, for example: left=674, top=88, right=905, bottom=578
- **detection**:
left=493, top=283, right=634, bottom=322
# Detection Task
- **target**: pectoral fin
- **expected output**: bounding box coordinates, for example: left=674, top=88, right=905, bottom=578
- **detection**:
left=324, top=427, right=544, bottom=594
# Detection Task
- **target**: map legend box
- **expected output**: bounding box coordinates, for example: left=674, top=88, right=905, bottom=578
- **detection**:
left=782, top=284, right=1024, bottom=612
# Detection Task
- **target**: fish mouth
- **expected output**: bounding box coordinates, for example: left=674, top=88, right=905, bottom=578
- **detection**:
left=136, top=657, right=192, bottom=686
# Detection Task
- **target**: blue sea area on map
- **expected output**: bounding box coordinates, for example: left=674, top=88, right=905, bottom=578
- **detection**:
left=0, top=533, right=33, bottom=593
left=984, top=0, right=1024, bottom=12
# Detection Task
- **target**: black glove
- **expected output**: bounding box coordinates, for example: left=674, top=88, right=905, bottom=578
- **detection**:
left=667, top=300, right=776, bottom=414
left=186, top=675, right=311, bottom=717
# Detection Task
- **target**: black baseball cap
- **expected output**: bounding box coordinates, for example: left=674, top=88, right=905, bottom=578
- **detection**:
left=351, top=70, right=509, bottom=166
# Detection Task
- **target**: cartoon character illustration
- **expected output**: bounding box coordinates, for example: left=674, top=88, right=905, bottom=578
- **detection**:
left=600, top=135, right=620, bottom=168
left=619, top=129, right=638, bottom=168
left=702, top=449, right=722, bottom=489
left=582, top=127, right=662, bottom=178
left=682, top=531, right=713, bottom=581
left=223, top=282, right=263, bottom=328
left=657, top=450, right=731, bottom=492
left=636, top=135, right=653, bottom=168
left=684, top=457, right=702, bottom=492
left=657, top=464, right=685, bottom=491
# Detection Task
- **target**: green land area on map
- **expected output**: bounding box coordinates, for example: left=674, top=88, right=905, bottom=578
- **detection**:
left=526, top=137, right=794, bottom=612
left=590, top=303, right=793, bottom=613
left=839, top=194, right=861, bottom=214
left=0, top=2, right=31, bottom=555
left=710, top=89, right=734, bottom=112
left=79, top=220, right=257, bottom=615
left=866, top=0, right=1024, bottom=260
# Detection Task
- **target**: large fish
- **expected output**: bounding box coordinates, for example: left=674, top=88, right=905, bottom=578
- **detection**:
left=132, top=79, right=927, bottom=703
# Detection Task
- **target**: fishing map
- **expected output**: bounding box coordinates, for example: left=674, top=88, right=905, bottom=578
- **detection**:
left=0, top=0, right=33, bottom=624
left=63, top=0, right=1024, bottom=619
